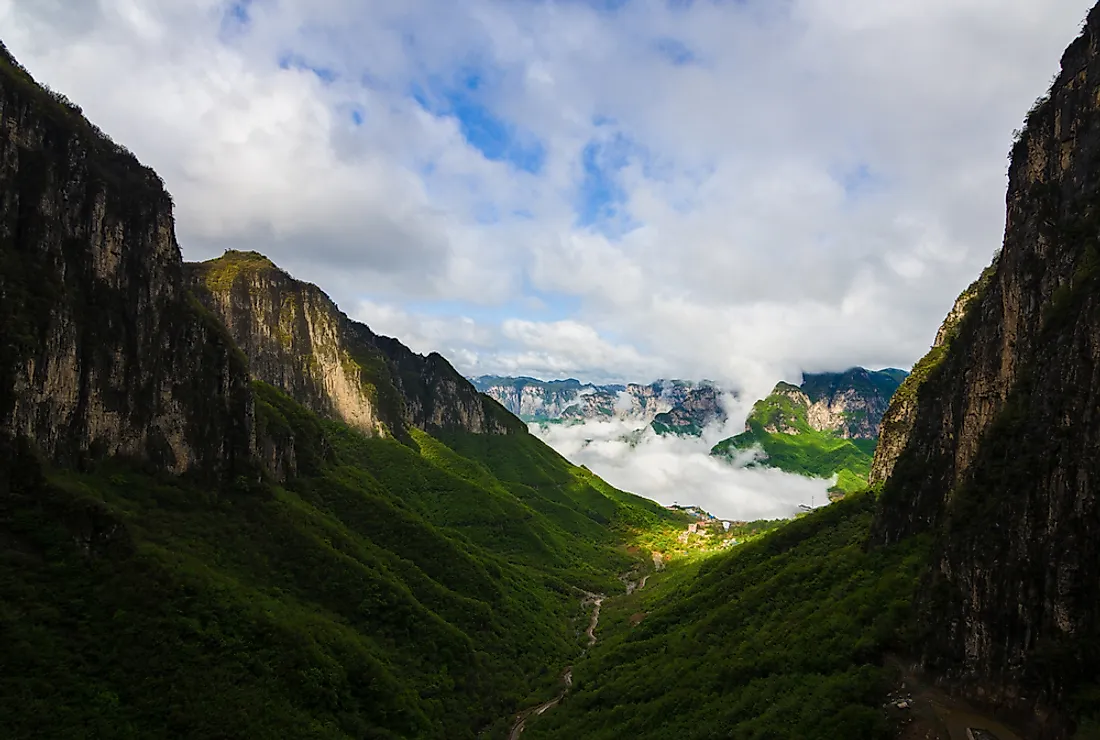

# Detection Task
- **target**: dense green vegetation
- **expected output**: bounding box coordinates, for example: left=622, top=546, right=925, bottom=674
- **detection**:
left=524, top=492, right=930, bottom=740
left=0, top=383, right=677, bottom=739
left=711, top=387, right=876, bottom=495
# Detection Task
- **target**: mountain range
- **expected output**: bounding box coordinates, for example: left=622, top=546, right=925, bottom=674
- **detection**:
left=470, top=376, right=729, bottom=436
left=0, top=47, right=680, bottom=739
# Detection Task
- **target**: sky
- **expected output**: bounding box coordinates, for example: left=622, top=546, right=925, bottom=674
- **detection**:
left=0, top=0, right=1093, bottom=399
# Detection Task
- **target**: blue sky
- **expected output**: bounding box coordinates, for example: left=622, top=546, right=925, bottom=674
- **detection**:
left=3, top=0, right=1093, bottom=394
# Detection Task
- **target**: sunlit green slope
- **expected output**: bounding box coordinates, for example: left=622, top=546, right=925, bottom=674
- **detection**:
left=524, top=493, right=930, bottom=740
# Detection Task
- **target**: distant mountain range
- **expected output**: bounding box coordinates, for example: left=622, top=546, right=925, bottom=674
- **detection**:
left=469, top=376, right=730, bottom=436
left=711, top=367, right=908, bottom=494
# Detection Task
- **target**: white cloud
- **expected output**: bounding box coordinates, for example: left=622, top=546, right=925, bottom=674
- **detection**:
left=532, top=415, right=832, bottom=521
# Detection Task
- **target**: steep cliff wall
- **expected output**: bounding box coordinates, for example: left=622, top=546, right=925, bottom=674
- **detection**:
left=872, top=7, right=1100, bottom=731
left=188, top=252, right=521, bottom=439
left=869, top=268, right=994, bottom=486
left=729, top=368, right=905, bottom=441
left=800, top=368, right=906, bottom=440
left=0, top=44, right=254, bottom=476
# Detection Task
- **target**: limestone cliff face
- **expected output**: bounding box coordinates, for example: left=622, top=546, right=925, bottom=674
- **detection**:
left=188, top=252, right=521, bottom=439
left=651, top=383, right=726, bottom=435
left=872, top=8, right=1100, bottom=731
left=0, top=45, right=254, bottom=476
left=470, top=377, right=591, bottom=420
left=869, top=268, right=994, bottom=486
left=800, top=368, right=905, bottom=439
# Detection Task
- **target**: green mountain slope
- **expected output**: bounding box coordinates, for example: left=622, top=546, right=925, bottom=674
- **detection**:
left=523, top=493, right=930, bottom=740
left=0, top=383, right=675, bottom=739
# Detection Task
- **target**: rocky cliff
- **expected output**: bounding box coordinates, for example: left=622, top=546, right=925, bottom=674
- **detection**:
left=869, top=268, right=995, bottom=486
left=0, top=44, right=254, bottom=477
left=800, top=367, right=907, bottom=440
left=721, top=368, right=905, bottom=442
left=189, top=252, right=521, bottom=441
left=710, top=368, right=904, bottom=495
left=872, top=7, right=1100, bottom=733
left=470, top=376, right=597, bottom=420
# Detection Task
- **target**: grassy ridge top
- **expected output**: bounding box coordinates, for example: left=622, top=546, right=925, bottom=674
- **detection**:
left=711, top=392, right=876, bottom=495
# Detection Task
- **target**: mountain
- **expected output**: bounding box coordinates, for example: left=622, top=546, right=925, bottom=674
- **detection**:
left=710, top=367, right=906, bottom=494
left=0, top=44, right=682, bottom=740
left=868, top=7, right=1100, bottom=734
left=186, top=251, right=520, bottom=449
left=0, top=49, right=254, bottom=478
left=470, top=375, right=729, bottom=436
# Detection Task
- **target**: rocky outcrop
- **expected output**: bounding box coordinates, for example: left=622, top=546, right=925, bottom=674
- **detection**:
left=872, top=8, right=1100, bottom=733
left=470, top=377, right=593, bottom=420
left=0, top=44, right=254, bottom=477
left=800, top=368, right=907, bottom=440
left=189, top=252, right=521, bottom=440
left=651, top=383, right=726, bottom=436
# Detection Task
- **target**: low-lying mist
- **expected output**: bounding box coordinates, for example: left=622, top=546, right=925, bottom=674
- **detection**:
left=532, top=394, right=833, bottom=521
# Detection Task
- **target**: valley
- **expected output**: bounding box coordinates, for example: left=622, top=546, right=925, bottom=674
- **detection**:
left=3, top=3, right=1100, bottom=740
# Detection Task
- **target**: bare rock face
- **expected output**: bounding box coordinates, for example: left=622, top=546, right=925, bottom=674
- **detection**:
left=872, top=8, right=1100, bottom=733
left=187, top=252, right=521, bottom=440
left=800, top=368, right=905, bottom=440
left=0, top=45, right=254, bottom=477
left=869, top=269, right=994, bottom=486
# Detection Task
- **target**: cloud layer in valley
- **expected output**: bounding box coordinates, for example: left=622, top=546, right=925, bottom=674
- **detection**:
left=532, top=393, right=830, bottom=522
left=1, top=0, right=1092, bottom=400
left=533, top=411, right=832, bottom=522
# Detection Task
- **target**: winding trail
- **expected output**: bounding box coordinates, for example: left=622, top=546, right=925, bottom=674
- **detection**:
left=505, top=565, right=657, bottom=738
left=507, top=592, right=605, bottom=739
left=584, top=594, right=603, bottom=647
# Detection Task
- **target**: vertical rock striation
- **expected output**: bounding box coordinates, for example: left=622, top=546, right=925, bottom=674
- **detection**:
left=872, top=8, right=1100, bottom=733
left=187, top=251, right=522, bottom=440
left=0, top=44, right=254, bottom=477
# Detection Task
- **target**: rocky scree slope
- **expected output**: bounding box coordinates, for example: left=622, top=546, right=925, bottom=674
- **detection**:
left=872, top=6, right=1100, bottom=735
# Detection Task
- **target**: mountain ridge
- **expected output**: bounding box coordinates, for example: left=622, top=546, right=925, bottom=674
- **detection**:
left=867, top=6, right=1100, bottom=732
left=471, top=374, right=729, bottom=436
